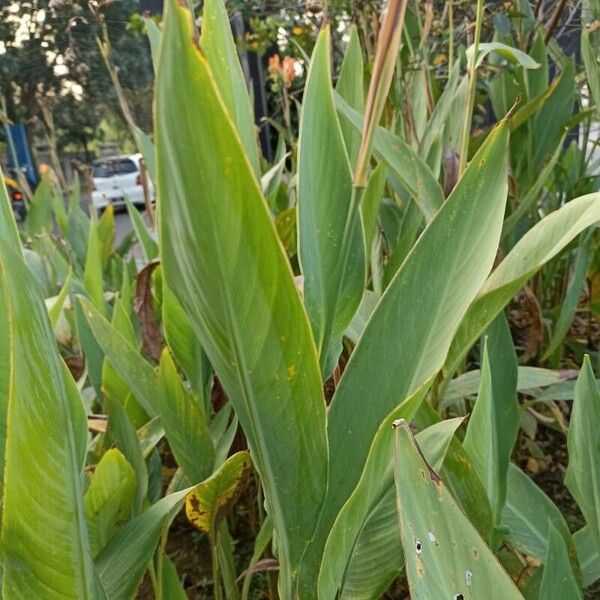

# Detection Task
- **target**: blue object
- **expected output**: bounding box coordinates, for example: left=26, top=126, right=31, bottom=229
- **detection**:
left=5, top=123, right=38, bottom=188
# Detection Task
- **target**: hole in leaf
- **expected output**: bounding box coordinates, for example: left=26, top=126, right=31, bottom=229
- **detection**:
left=415, top=540, right=423, bottom=554
left=453, top=594, right=464, bottom=600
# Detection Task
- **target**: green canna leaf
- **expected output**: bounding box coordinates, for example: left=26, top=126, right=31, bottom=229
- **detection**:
left=83, top=218, right=106, bottom=315
left=159, top=555, right=188, bottom=600
left=96, top=204, right=116, bottom=270
left=361, top=163, right=387, bottom=262
left=298, top=27, right=363, bottom=376
left=501, top=463, right=578, bottom=574
left=336, top=25, right=364, bottom=166
left=538, top=521, right=583, bottom=599
left=125, top=197, right=158, bottom=262
left=0, top=240, right=103, bottom=599
left=392, top=420, right=524, bottom=599
left=200, top=0, right=260, bottom=177
left=96, top=488, right=190, bottom=600
left=446, top=193, right=600, bottom=378
left=463, top=314, right=519, bottom=535
left=303, top=120, right=510, bottom=591
left=157, top=349, right=214, bottom=483
left=106, top=397, right=148, bottom=515
left=574, top=526, right=600, bottom=587
left=156, top=2, right=327, bottom=594
left=543, top=231, right=594, bottom=363
left=79, top=295, right=159, bottom=418
left=466, top=41, right=540, bottom=70
left=565, top=356, right=600, bottom=554
left=319, top=415, right=464, bottom=600
left=85, top=449, right=136, bottom=558
left=0, top=167, right=22, bottom=250
left=162, top=283, right=210, bottom=398
left=24, top=175, right=53, bottom=236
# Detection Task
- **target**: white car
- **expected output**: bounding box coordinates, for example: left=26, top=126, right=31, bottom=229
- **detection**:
left=91, top=153, right=153, bottom=214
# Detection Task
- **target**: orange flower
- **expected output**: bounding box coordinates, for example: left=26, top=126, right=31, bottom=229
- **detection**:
left=268, top=54, right=282, bottom=75
left=282, top=56, right=296, bottom=86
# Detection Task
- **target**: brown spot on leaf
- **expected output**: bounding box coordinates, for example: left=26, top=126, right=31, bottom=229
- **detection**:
left=134, top=259, right=163, bottom=362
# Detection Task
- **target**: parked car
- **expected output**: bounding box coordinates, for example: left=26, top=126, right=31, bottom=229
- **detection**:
left=91, top=153, right=153, bottom=215
left=3, top=176, right=26, bottom=221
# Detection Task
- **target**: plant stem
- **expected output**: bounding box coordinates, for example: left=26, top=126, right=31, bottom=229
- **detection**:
left=211, top=537, right=223, bottom=600
left=448, top=0, right=454, bottom=71
left=458, top=0, right=484, bottom=175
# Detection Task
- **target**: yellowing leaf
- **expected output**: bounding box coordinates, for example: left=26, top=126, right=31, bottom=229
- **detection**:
left=185, top=451, right=252, bottom=539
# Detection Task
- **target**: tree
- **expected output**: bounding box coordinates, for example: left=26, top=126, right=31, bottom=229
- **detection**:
left=0, top=0, right=153, bottom=157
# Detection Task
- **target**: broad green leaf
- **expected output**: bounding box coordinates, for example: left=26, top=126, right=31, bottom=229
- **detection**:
left=160, top=555, right=188, bottom=600
left=162, top=283, right=209, bottom=397
left=156, top=3, right=327, bottom=593
left=68, top=200, right=91, bottom=268
left=538, top=522, right=583, bottom=600
left=463, top=314, right=519, bottom=533
left=361, top=164, right=387, bottom=259
left=533, top=61, right=575, bottom=168
left=145, top=17, right=162, bottom=72
left=414, top=401, right=494, bottom=540
left=565, top=356, right=600, bottom=553
left=501, top=131, right=565, bottom=238
left=582, top=16, right=600, bottom=115
left=96, top=204, right=115, bottom=269
left=79, top=296, right=159, bottom=417
left=51, top=189, right=69, bottom=236
left=526, top=30, right=548, bottom=100
left=0, top=167, right=23, bottom=250
left=467, top=41, right=540, bottom=69
left=48, top=266, right=73, bottom=327
left=74, top=293, right=105, bottom=400
left=501, top=463, right=577, bottom=570
left=185, top=451, right=251, bottom=539
left=200, top=0, right=260, bottom=177
left=0, top=241, right=101, bottom=599
left=83, top=218, right=105, bottom=314
left=419, top=61, right=462, bottom=160
left=137, top=415, right=166, bottom=459
left=319, top=415, right=463, bottom=600
left=107, top=397, right=148, bottom=515
left=61, top=359, right=89, bottom=470
left=96, top=488, right=189, bottom=600
left=85, top=449, right=136, bottom=557
left=125, top=197, right=158, bottom=262
left=101, top=296, right=139, bottom=418
left=158, top=349, right=214, bottom=483
left=543, top=231, right=593, bottom=362
left=24, top=175, right=53, bottom=236
left=304, top=120, right=509, bottom=589
left=442, top=366, right=569, bottom=404
left=392, top=420, right=524, bottom=599
left=133, top=128, right=157, bottom=186
left=298, top=27, right=362, bottom=375
left=335, top=93, right=444, bottom=222
left=336, top=25, right=364, bottom=166
left=345, top=289, right=379, bottom=345
left=574, top=526, right=600, bottom=587
left=446, top=193, right=600, bottom=377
